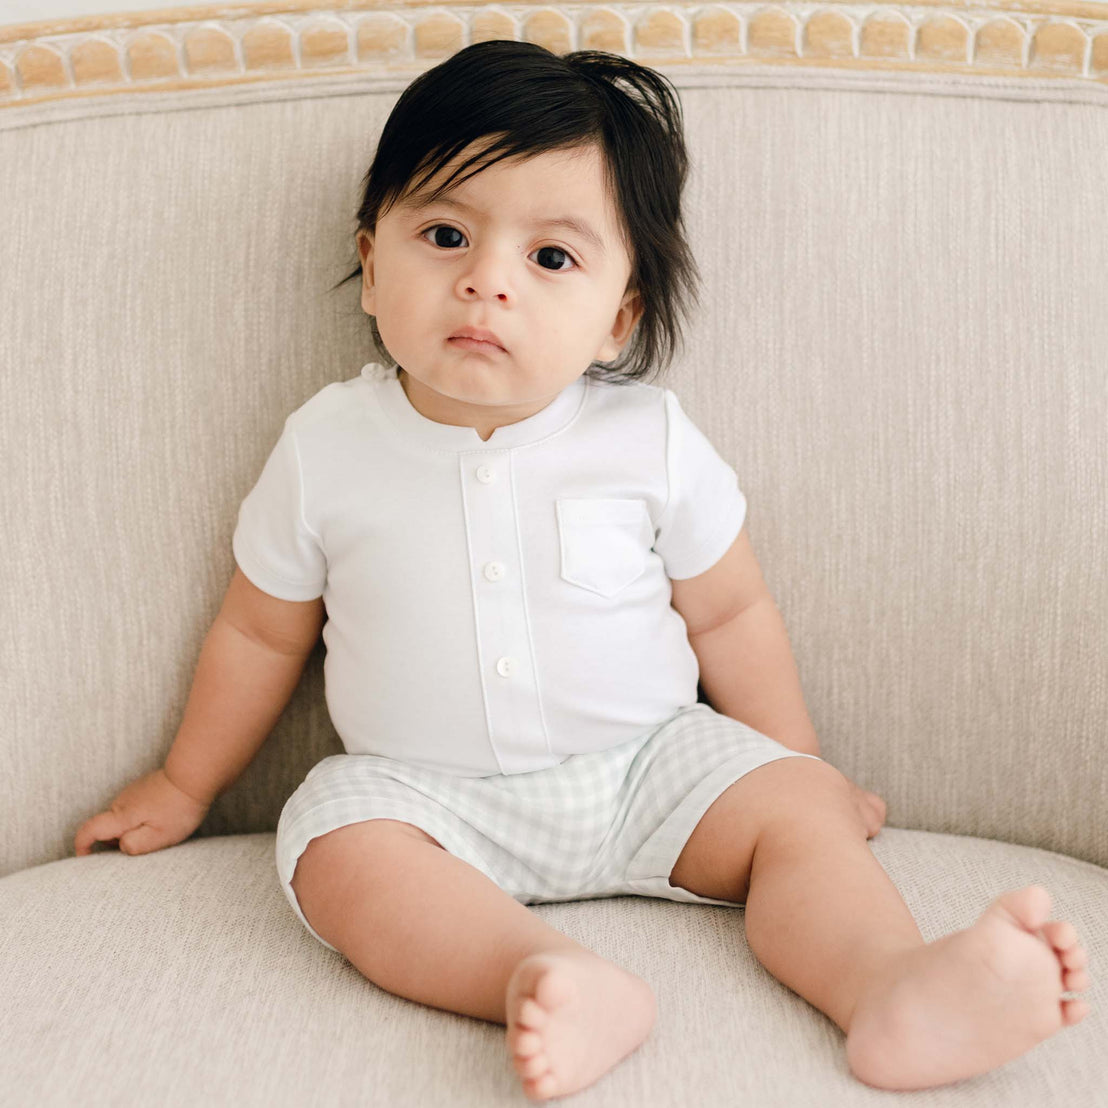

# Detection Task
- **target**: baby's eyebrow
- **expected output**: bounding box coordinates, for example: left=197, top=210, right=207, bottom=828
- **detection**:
left=400, top=194, right=606, bottom=257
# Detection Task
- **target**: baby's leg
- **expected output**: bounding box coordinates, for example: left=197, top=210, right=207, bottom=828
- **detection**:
left=727, top=760, right=1091, bottom=1090
left=290, top=819, right=657, bottom=1100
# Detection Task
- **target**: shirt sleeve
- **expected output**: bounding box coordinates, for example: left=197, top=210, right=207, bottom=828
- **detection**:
left=231, top=418, right=326, bottom=601
left=653, top=389, right=747, bottom=580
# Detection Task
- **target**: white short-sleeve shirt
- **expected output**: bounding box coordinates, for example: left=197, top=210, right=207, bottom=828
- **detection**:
left=232, top=363, right=747, bottom=777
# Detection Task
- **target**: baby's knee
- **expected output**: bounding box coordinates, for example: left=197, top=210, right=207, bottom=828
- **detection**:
left=290, top=819, right=440, bottom=929
left=758, top=757, right=864, bottom=835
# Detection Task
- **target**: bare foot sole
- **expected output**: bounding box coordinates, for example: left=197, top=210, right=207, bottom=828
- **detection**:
left=505, top=950, right=657, bottom=1101
left=846, top=885, right=1091, bottom=1090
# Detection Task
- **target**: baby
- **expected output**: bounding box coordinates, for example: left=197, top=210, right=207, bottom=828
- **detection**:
left=75, top=39, right=1090, bottom=1101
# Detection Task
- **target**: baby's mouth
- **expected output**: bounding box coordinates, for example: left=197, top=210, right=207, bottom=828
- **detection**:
left=448, top=336, right=507, bottom=354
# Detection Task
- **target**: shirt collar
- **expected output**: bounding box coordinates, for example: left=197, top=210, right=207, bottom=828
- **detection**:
left=365, top=362, right=587, bottom=451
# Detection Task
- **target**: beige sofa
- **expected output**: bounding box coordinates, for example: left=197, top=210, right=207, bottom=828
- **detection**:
left=2, top=2, right=1105, bottom=1104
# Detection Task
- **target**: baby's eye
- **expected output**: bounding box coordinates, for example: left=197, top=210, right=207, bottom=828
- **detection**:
left=533, top=246, right=576, bottom=272
left=420, top=225, right=577, bottom=272
left=424, top=225, right=465, bottom=250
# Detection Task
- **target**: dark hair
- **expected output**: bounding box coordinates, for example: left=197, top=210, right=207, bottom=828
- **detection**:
left=330, top=39, right=700, bottom=386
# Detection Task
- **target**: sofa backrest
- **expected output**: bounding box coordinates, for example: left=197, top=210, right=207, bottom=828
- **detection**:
left=2, top=4, right=1106, bottom=877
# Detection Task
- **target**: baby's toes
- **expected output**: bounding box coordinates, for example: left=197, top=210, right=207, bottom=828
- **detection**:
left=515, top=1050, right=551, bottom=1079
left=1039, top=921, right=1090, bottom=989
left=517, top=997, right=548, bottom=1030
left=1064, top=969, right=1090, bottom=993
left=1062, top=950, right=1089, bottom=992
left=1059, top=940, right=1088, bottom=974
left=524, top=1073, right=558, bottom=1100
left=512, top=1029, right=543, bottom=1059
left=1061, top=998, right=1091, bottom=1027
left=1040, top=919, right=1082, bottom=959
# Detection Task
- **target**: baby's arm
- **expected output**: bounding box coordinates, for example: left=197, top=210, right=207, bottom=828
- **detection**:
left=161, top=568, right=325, bottom=805
left=672, top=528, right=818, bottom=754
left=671, top=528, right=886, bottom=836
left=75, top=569, right=323, bottom=854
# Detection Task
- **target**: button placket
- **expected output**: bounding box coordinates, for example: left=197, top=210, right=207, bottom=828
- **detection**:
left=461, top=452, right=547, bottom=774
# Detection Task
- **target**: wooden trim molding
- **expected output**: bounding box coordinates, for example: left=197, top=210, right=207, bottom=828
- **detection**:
left=2, top=0, right=1107, bottom=108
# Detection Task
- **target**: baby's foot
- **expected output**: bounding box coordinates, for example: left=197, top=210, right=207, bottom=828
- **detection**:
left=846, top=885, right=1091, bottom=1090
left=505, top=949, right=657, bottom=1101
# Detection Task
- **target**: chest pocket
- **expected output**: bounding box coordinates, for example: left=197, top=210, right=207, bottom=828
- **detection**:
left=556, top=498, right=653, bottom=598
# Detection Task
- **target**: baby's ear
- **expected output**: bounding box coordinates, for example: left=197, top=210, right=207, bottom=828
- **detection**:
left=612, top=288, right=644, bottom=345
left=623, top=288, right=644, bottom=330
left=356, top=229, right=373, bottom=263
left=596, top=292, right=642, bottom=363
left=356, top=231, right=376, bottom=313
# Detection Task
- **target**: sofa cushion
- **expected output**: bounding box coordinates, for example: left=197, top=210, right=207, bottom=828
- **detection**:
left=1, top=827, right=1102, bottom=1105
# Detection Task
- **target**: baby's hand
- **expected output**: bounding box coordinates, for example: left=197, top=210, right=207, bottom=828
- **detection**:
left=848, top=779, right=887, bottom=839
left=74, top=768, right=211, bottom=857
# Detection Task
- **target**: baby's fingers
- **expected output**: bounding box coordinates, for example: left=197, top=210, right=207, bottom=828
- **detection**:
left=74, top=809, right=129, bottom=855
left=75, top=811, right=166, bottom=856
left=845, top=781, right=884, bottom=839
left=866, top=790, right=887, bottom=831
left=117, top=823, right=169, bottom=855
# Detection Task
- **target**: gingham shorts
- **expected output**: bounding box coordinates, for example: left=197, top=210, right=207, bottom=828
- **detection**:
left=275, top=702, right=822, bottom=952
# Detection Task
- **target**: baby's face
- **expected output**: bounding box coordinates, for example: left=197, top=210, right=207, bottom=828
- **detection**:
left=356, top=139, right=642, bottom=438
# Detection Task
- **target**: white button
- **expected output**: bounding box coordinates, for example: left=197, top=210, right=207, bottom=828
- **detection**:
left=496, top=657, right=515, bottom=677
left=483, top=561, right=505, bottom=582
left=476, top=465, right=496, bottom=484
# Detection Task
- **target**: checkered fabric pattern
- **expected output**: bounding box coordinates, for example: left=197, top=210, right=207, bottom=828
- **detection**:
left=276, top=703, right=821, bottom=952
